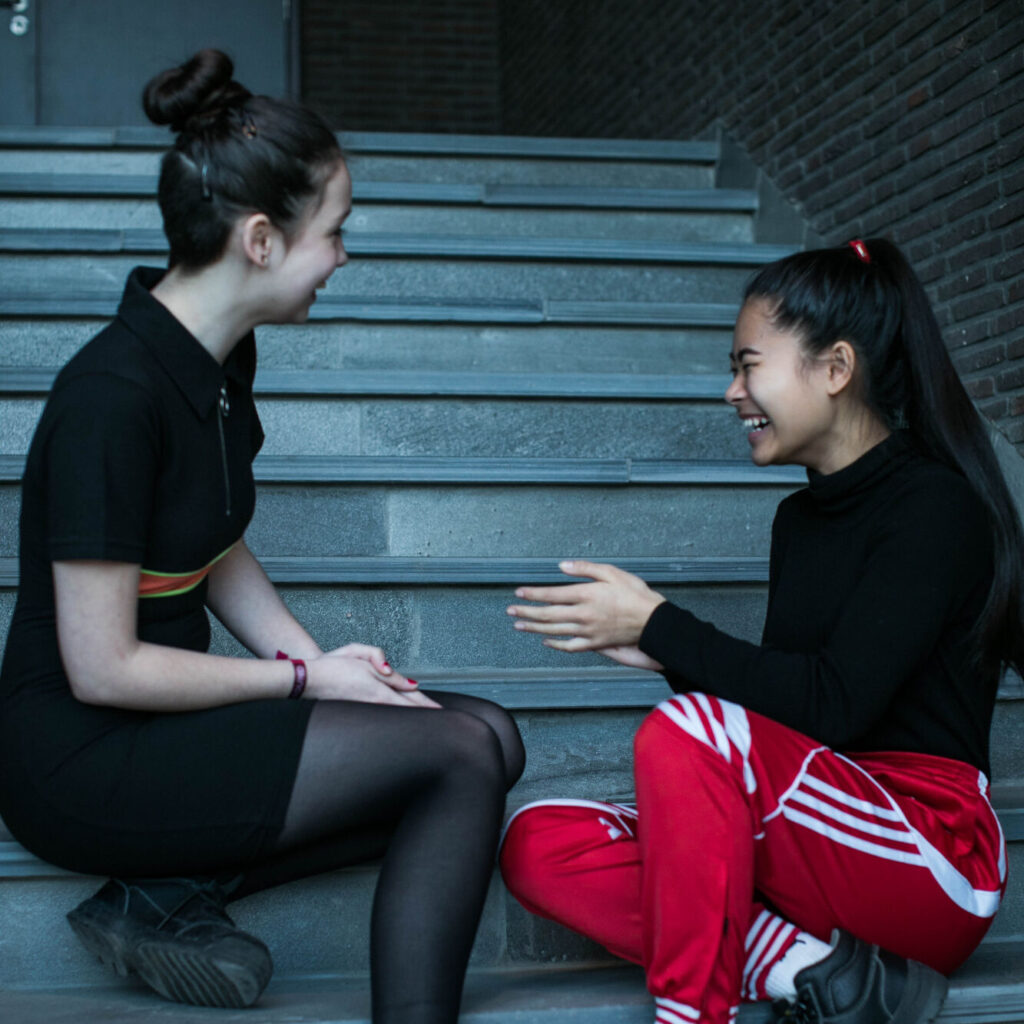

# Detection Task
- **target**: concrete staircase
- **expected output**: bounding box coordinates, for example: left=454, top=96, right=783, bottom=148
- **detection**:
left=1, top=127, right=1022, bottom=1022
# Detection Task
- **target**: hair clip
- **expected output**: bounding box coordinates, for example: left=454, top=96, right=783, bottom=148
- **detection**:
left=849, top=239, right=871, bottom=263
left=242, top=112, right=258, bottom=139
left=200, top=163, right=212, bottom=201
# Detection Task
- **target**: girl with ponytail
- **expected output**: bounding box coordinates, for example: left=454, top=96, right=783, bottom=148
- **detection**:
left=502, top=238, right=1018, bottom=1024
left=0, top=49, right=523, bottom=1020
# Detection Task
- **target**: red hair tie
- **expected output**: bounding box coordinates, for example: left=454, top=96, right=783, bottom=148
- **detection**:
left=849, top=239, right=871, bottom=263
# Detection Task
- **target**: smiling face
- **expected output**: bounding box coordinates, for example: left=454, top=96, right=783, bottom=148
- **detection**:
left=263, top=159, right=352, bottom=323
left=725, top=298, right=839, bottom=471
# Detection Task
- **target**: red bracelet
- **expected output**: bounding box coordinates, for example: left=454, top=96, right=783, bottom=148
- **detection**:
left=275, top=650, right=307, bottom=700
left=287, top=659, right=307, bottom=700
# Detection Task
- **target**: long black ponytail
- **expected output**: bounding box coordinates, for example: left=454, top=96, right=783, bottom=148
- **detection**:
left=745, top=238, right=1024, bottom=681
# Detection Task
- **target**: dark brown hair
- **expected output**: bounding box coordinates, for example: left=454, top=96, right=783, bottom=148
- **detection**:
left=142, top=49, right=343, bottom=269
left=746, top=239, right=1024, bottom=681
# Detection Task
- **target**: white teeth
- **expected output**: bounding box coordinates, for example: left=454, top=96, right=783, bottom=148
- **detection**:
left=742, top=416, right=770, bottom=429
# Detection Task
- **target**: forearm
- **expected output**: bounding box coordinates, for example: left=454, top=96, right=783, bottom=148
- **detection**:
left=205, top=540, right=321, bottom=660
left=72, top=640, right=297, bottom=711
left=638, top=600, right=901, bottom=747
left=52, top=553, right=428, bottom=711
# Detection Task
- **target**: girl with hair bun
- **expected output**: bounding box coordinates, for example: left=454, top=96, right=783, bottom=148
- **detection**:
left=0, top=49, right=523, bottom=1021
left=503, top=238, right=1020, bottom=1024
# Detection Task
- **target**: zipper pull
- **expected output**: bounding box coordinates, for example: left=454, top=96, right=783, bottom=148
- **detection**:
left=217, top=384, right=232, bottom=517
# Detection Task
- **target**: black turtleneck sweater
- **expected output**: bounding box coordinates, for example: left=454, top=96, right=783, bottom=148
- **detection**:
left=638, top=432, right=997, bottom=776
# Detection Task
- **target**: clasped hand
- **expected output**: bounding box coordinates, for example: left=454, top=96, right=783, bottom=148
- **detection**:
left=306, top=643, right=440, bottom=708
left=507, top=560, right=665, bottom=669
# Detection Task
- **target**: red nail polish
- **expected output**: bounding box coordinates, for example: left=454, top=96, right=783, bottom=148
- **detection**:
left=382, top=661, right=390, bottom=667
left=408, top=678, right=419, bottom=687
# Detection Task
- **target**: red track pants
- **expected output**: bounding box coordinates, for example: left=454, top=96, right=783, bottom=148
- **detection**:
left=500, top=693, right=1006, bottom=1024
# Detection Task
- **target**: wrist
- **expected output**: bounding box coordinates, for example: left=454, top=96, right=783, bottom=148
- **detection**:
left=631, top=591, right=664, bottom=639
left=275, top=650, right=308, bottom=699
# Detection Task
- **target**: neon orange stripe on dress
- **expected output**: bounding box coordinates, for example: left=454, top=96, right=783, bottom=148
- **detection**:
left=138, top=545, right=234, bottom=599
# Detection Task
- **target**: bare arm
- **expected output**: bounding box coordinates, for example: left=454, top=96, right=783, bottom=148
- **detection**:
left=54, top=560, right=437, bottom=711
left=205, top=539, right=321, bottom=660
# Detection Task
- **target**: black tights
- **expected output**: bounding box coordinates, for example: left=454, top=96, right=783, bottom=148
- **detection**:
left=229, top=692, right=524, bottom=1024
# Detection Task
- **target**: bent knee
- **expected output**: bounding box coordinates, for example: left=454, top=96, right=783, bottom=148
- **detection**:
left=499, top=803, right=564, bottom=906
left=469, top=698, right=526, bottom=787
left=437, top=709, right=507, bottom=784
left=635, top=692, right=755, bottom=792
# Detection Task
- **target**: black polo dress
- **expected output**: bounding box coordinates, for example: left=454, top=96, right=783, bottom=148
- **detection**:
left=0, top=266, right=313, bottom=877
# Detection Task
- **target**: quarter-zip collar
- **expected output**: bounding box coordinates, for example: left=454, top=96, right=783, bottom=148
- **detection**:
left=115, top=266, right=255, bottom=420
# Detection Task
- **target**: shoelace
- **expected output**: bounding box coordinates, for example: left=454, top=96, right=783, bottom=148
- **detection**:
left=117, top=876, right=227, bottom=933
left=127, top=878, right=227, bottom=931
left=772, top=997, right=817, bottom=1024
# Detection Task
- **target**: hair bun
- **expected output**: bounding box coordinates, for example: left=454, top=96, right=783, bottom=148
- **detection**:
left=142, top=49, right=251, bottom=133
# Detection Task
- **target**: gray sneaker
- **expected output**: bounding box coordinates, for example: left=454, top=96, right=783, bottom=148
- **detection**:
left=67, top=877, right=272, bottom=1008
left=772, top=929, right=947, bottom=1024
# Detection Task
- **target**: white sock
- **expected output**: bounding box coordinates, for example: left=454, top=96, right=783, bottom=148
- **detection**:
left=764, top=931, right=835, bottom=1000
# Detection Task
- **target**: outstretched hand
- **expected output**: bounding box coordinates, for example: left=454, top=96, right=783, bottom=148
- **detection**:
left=507, top=560, right=665, bottom=653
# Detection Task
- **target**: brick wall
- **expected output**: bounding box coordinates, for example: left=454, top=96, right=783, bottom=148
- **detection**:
left=498, top=0, right=1024, bottom=445
left=299, top=1, right=1022, bottom=445
left=301, top=0, right=501, bottom=134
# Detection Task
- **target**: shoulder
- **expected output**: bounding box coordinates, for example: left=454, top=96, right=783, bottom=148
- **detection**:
left=886, top=453, right=988, bottom=531
left=875, top=453, right=993, bottom=583
left=43, top=328, right=161, bottom=438
left=51, top=322, right=160, bottom=404
left=54, top=321, right=156, bottom=392
left=772, top=486, right=810, bottom=532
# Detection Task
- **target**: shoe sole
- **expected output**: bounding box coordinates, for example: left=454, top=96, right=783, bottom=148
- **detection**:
left=67, top=901, right=271, bottom=1008
left=134, top=943, right=270, bottom=1009
left=896, top=960, right=948, bottom=1024
left=67, top=908, right=134, bottom=977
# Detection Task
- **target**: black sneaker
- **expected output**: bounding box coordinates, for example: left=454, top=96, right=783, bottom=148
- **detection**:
left=67, top=877, right=272, bottom=1008
left=772, top=929, right=947, bottom=1024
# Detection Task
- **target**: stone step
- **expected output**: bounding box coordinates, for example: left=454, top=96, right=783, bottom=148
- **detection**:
left=0, top=576, right=771, bottom=664
left=0, top=228, right=791, bottom=266
left=1, top=397, right=756, bottom=460
left=1, top=658, right=1020, bottom=985
left=7, top=665, right=1015, bottom=832
left=1, top=954, right=1023, bottom=1024
left=247, top=482, right=775, bottom=559
left=0, top=174, right=753, bottom=212
left=4, top=579, right=1022, bottom=761
left=0, top=556, right=775, bottom=588
left=0, top=196, right=755, bottom=243
left=0, top=451, right=800, bottom=485
left=4, top=369, right=749, bottom=458
left=0, top=251, right=769, bottom=306
left=0, top=127, right=720, bottom=158
left=0, top=319, right=734, bottom=376
left=0, top=150, right=718, bottom=189
left=0, top=294, right=740, bottom=327
left=0, top=173, right=757, bottom=244
left=0, top=477, right=795, bottom=559
left=2, top=682, right=1022, bottom=980
left=2, top=787, right=1023, bottom=991
left=2, top=366, right=737, bottom=398
left=3, top=836, right=1023, bottom=991
left=0, top=129, right=720, bottom=188
left=0, top=668, right=1020, bottom=824
left=344, top=154, right=716, bottom=189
